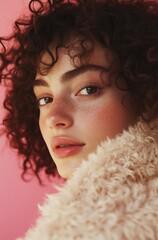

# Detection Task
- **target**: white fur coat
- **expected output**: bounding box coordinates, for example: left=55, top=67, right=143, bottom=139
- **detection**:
left=18, top=119, right=158, bottom=240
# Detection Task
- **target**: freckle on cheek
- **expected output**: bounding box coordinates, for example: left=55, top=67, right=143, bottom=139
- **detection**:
left=83, top=105, right=110, bottom=123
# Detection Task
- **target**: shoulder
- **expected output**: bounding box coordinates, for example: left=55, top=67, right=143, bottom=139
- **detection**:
left=18, top=118, right=158, bottom=240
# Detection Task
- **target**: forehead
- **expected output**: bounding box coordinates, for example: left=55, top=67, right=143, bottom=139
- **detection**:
left=37, top=38, right=113, bottom=76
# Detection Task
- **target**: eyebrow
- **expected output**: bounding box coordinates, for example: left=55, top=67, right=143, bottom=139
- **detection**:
left=33, top=64, right=110, bottom=88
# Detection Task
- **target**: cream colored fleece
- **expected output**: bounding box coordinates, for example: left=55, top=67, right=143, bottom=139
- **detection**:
left=18, top=119, right=158, bottom=240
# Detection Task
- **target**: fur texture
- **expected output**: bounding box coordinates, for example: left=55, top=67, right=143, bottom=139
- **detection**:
left=18, top=119, right=158, bottom=240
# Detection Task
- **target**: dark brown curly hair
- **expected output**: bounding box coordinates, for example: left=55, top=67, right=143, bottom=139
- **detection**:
left=0, top=0, right=158, bottom=183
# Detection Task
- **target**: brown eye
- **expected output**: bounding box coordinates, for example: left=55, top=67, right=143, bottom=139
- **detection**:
left=78, top=86, right=100, bottom=95
left=38, top=97, right=53, bottom=106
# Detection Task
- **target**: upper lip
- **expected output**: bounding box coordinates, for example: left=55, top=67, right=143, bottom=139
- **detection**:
left=52, top=136, right=85, bottom=150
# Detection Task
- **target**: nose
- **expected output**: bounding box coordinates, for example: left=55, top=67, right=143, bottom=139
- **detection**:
left=47, top=98, right=73, bottom=129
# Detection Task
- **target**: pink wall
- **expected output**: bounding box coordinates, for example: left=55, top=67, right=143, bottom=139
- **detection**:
left=0, top=1, right=61, bottom=239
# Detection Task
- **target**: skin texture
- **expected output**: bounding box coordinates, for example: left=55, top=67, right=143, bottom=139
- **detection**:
left=34, top=43, right=138, bottom=179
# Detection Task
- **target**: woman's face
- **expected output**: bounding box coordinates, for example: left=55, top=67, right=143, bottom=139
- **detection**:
left=34, top=43, right=138, bottom=179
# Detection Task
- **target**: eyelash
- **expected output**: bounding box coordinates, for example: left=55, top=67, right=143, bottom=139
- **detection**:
left=77, top=85, right=102, bottom=96
left=37, top=84, right=102, bottom=107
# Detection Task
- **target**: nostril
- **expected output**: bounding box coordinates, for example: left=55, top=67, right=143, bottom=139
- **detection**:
left=56, top=122, right=66, bottom=127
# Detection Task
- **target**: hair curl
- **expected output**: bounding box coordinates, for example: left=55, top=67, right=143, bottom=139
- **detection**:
left=0, top=0, right=158, bottom=183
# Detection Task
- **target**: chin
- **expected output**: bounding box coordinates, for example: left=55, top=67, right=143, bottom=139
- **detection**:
left=57, top=169, right=71, bottom=179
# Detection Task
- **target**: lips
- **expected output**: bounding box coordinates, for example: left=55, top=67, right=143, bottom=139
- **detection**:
left=56, top=143, right=77, bottom=149
left=52, top=136, right=85, bottom=158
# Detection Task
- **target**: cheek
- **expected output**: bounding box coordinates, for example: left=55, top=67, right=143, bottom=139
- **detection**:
left=78, top=99, right=133, bottom=140
left=39, top=114, right=47, bottom=140
left=89, top=106, right=114, bottom=129
left=77, top=104, right=112, bottom=134
left=78, top=99, right=116, bottom=123
left=90, top=107, right=111, bottom=125
left=95, top=105, right=134, bottom=138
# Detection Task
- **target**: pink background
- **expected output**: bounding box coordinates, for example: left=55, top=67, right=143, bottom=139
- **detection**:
left=0, top=1, right=61, bottom=239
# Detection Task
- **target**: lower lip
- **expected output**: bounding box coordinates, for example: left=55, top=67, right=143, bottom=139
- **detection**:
left=53, top=145, right=84, bottom=158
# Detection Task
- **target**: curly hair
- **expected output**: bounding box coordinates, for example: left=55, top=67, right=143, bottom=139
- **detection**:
left=0, top=0, right=158, bottom=183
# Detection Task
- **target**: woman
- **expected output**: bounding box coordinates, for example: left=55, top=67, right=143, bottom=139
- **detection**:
left=0, top=0, right=158, bottom=239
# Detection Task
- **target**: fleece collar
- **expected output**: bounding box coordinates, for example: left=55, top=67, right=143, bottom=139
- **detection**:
left=18, top=118, right=158, bottom=240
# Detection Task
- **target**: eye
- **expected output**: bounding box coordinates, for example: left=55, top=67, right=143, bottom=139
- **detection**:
left=78, top=85, right=101, bottom=96
left=38, top=96, right=53, bottom=106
